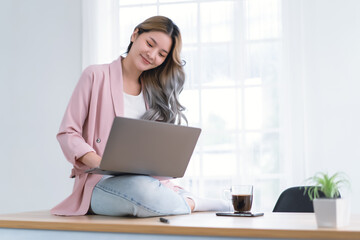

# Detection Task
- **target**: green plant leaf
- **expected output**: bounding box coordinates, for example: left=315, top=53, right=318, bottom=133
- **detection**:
left=303, top=171, right=350, bottom=199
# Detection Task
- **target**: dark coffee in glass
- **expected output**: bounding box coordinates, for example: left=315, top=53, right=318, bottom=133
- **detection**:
left=232, top=194, right=253, bottom=212
left=224, top=185, right=253, bottom=212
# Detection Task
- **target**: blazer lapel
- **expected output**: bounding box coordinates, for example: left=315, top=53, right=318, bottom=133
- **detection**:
left=109, top=57, right=124, bottom=116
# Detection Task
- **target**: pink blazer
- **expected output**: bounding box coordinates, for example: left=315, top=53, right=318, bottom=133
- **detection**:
left=51, top=57, right=179, bottom=216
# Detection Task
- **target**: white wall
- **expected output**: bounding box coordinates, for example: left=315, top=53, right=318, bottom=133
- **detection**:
left=0, top=0, right=81, bottom=214
left=301, top=0, right=360, bottom=212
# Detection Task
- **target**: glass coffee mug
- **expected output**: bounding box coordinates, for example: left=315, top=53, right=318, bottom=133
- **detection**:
left=224, top=185, right=253, bottom=213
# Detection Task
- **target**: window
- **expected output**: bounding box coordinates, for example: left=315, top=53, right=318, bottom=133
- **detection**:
left=118, top=0, right=282, bottom=211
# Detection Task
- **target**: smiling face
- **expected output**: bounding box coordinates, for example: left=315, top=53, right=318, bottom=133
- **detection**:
left=128, top=30, right=173, bottom=72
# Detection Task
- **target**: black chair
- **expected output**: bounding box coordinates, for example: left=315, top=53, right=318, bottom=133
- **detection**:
left=273, top=186, right=329, bottom=212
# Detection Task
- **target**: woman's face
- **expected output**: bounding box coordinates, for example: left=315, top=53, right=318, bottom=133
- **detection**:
left=129, top=30, right=172, bottom=72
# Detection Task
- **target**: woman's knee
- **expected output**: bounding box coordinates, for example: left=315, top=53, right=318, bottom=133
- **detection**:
left=92, top=175, right=191, bottom=216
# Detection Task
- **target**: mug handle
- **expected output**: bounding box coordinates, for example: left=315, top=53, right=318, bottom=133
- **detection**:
left=223, top=189, right=232, bottom=200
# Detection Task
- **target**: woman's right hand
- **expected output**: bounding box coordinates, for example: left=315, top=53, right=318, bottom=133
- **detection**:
left=78, top=152, right=102, bottom=168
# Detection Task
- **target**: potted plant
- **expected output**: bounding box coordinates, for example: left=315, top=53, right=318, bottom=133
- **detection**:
left=304, top=172, right=351, bottom=228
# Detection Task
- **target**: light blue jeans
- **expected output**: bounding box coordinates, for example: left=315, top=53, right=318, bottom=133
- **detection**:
left=90, top=175, right=191, bottom=217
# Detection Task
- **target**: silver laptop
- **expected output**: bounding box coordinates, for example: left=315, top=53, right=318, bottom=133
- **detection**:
left=85, top=117, right=201, bottom=178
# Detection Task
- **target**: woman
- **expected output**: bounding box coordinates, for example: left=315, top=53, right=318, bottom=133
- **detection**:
left=52, top=16, right=230, bottom=217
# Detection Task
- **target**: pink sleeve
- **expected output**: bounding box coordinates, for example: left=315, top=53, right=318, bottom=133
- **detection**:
left=56, top=66, right=96, bottom=168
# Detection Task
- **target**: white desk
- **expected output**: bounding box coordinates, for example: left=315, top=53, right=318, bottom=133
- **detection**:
left=1, top=211, right=360, bottom=240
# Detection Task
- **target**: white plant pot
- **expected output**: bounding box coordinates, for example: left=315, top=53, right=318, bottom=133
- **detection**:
left=313, top=198, right=350, bottom=228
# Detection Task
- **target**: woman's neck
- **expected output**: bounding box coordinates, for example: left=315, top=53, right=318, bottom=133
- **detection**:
left=122, top=56, right=142, bottom=82
left=121, top=56, right=142, bottom=95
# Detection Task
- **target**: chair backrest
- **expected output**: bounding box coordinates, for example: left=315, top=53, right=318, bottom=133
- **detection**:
left=273, top=186, right=333, bottom=212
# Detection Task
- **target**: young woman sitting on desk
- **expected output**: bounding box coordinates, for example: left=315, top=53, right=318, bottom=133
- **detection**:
left=52, top=16, right=231, bottom=217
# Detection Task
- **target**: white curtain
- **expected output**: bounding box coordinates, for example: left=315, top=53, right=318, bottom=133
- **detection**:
left=279, top=0, right=307, bottom=187
left=82, top=0, right=120, bottom=69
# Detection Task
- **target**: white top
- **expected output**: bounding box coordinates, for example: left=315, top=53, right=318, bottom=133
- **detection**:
left=123, top=90, right=147, bottom=119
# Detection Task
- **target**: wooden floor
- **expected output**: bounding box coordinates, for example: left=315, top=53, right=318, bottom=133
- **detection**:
left=1, top=211, right=360, bottom=239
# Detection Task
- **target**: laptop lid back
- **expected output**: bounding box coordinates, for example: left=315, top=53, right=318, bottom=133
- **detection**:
left=99, top=117, right=201, bottom=178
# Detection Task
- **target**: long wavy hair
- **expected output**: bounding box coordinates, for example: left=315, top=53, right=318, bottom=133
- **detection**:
left=126, top=16, right=187, bottom=125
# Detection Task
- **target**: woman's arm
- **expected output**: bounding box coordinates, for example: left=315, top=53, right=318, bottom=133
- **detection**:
left=78, top=152, right=102, bottom=168
left=57, top=66, right=97, bottom=168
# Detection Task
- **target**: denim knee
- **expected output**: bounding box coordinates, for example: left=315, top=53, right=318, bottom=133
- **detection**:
left=90, top=175, right=191, bottom=217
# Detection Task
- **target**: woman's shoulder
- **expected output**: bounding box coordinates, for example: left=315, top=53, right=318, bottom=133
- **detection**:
left=78, top=57, right=122, bottom=86
left=82, top=62, right=111, bottom=77
left=78, top=62, right=113, bottom=86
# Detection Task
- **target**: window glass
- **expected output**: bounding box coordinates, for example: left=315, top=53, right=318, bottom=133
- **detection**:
left=182, top=46, right=199, bottom=88
left=245, top=42, right=281, bottom=84
left=119, top=7, right=157, bottom=49
left=180, top=89, right=200, bottom=127
left=200, top=43, right=235, bottom=87
left=254, top=178, right=280, bottom=211
left=159, top=0, right=193, bottom=2
left=245, top=132, right=280, bottom=174
left=202, top=152, right=237, bottom=177
left=244, top=87, right=263, bottom=130
left=159, top=3, right=198, bottom=44
left=119, top=0, right=156, bottom=6
left=183, top=152, right=201, bottom=178
left=201, top=88, right=237, bottom=131
left=200, top=1, right=235, bottom=43
left=245, top=0, right=281, bottom=40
